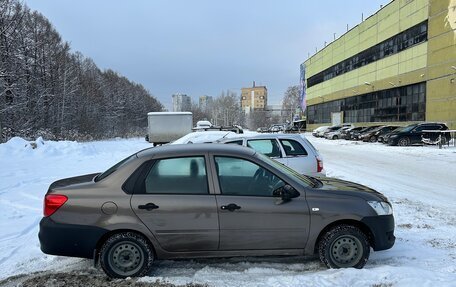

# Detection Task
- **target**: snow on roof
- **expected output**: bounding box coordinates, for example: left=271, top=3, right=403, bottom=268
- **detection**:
left=147, top=112, right=192, bottom=116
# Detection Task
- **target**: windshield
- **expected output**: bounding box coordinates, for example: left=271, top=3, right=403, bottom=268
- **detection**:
left=256, top=152, right=314, bottom=188
left=95, top=153, right=137, bottom=182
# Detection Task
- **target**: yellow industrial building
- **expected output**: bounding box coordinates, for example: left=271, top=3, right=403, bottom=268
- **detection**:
left=303, top=0, right=456, bottom=129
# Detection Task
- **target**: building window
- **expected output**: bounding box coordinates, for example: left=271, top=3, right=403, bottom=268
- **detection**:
left=306, top=82, right=426, bottom=124
left=307, top=21, right=428, bottom=88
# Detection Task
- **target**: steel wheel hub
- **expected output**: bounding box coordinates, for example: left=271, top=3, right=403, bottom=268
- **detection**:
left=109, top=241, right=144, bottom=276
left=330, top=235, right=362, bottom=267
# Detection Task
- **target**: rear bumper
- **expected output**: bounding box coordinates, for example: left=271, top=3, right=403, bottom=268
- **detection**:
left=39, top=217, right=108, bottom=259
left=361, top=215, right=395, bottom=251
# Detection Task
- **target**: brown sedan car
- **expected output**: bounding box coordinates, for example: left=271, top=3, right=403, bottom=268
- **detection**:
left=39, top=144, right=395, bottom=278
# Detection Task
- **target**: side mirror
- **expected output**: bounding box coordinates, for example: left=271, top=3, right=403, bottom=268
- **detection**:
left=273, top=184, right=300, bottom=203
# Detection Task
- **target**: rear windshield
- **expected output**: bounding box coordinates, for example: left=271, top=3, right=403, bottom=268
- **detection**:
left=95, top=154, right=137, bottom=182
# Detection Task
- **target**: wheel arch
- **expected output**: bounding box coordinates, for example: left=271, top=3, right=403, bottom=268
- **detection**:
left=313, top=219, right=374, bottom=254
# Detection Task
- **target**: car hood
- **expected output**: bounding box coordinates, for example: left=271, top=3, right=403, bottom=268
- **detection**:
left=315, top=177, right=389, bottom=202
left=48, top=173, right=100, bottom=192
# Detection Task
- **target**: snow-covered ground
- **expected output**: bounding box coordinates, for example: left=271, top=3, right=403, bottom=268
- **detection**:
left=0, top=135, right=455, bottom=286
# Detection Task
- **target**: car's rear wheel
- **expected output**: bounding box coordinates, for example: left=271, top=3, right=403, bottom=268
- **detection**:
left=100, top=232, right=154, bottom=278
left=397, top=137, right=410, bottom=146
left=318, top=225, right=370, bottom=269
left=333, top=135, right=339, bottom=140
left=369, top=136, right=377, bottom=143
left=440, top=136, right=447, bottom=146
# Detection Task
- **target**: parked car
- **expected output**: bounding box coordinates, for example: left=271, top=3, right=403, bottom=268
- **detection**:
left=360, top=126, right=400, bottom=143
left=351, top=126, right=381, bottom=141
left=269, top=124, right=285, bottom=133
left=257, top=127, right=269, bottom=133
left=171, top=131, right=237, bottom=144
left=387, top=122, right=450, bottom=146
left=219, top=134, right=325, bottom=177
left=322, top=124, right=354, bottom=138
left=284, top=120, right=306, bottom=133
left=312, top=126, right=330, bottom=137
left=343, top=127, right=365, bottom=140
left=379, top=128, right=401, bottom=143
left=39, top=144, right=395, bottom=278
left=325, top=126, right=351, bottom=140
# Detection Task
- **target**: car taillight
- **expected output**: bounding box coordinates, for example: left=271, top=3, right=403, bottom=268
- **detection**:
left=44, top=194, right=68, bottom=217
left=317, top=158, right=323, bottom=173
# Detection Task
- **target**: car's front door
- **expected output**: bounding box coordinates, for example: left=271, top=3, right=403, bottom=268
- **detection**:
left=213, top=156, right=310, bottom=250
left=130, top=156, right=219, bottom=252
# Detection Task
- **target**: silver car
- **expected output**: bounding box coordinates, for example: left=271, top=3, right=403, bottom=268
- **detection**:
left=219, top=134, right=325, bottom=177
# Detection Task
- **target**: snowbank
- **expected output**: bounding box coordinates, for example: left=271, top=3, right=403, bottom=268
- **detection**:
left=0, top=135, right=455, bottom=286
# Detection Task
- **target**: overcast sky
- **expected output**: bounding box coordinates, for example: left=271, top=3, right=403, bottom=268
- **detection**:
left=25, top=0, right=388, bottom=110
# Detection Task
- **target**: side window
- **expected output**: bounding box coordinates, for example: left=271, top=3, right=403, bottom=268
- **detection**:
left=215, top=156, right=285, bottom=197
left=427, top=125, right=441, bottom=130
left=279, top=139, right=308, bottom=156
left=247, top=139, right=281, bottom=157
left=145, top=156, right=208, bottom=194
left=414, top=126, right=430, bottom=132
left=226, top=140, right=243, bottom=145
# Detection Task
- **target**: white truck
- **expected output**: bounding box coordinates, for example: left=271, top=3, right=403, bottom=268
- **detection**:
left=146, top=112, right=193, bottom=145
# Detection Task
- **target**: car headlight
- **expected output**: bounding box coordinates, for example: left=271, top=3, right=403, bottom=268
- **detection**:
left=367, top=201, right=393, bottom=215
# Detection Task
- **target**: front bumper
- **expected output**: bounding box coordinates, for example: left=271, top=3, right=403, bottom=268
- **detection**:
left=39, top=217, right=108, bottom=259
left=387, top=137, right=399, bottom=146
left=361, top=215, right=395, bottom=251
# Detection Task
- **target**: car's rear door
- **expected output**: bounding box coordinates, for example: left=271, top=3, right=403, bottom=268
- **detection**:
left=246, top=138, right=285, bottom=165
left=212, top=155, right=310, bottom=251
left=278, top=138, right=314, bottom=175
left=130, top=155, right=219, bottom=252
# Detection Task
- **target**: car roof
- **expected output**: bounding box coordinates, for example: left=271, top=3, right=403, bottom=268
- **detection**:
left=218, top=133, right=304, bottom=142
left=136, top=143, right=256, bottom=159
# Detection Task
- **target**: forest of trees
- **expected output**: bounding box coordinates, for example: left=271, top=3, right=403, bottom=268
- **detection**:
left=0, top=0, right=163, bottom=141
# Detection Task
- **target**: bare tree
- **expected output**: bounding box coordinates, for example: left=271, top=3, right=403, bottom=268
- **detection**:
left=211, top=90, right=243, bottom=127
left=281, top=85, right=301, bottom=122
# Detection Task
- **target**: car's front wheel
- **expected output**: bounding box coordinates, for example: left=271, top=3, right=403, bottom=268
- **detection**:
left=369, top=136, right=377, bottom=143
left=318, top=225, right=370, bottom=269
left=397, top=137, right=410, bottom=146
left=100, top=232, right=154, bottom=278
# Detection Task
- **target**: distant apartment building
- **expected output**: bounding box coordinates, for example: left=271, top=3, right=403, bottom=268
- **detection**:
left=241, top=81, right=268, bottom=113
left=199, top=95, right=213, bottom=111
left=172, top=93, right=191, bottom=112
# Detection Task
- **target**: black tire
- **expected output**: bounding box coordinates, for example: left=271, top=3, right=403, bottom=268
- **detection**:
left=318, top=225, right=370, bottom=269
left=397, top=137, right=410, bottom=146
left=440, top=136, right=448, bottom=146
left=369, top=136, right=377, bottom=143
left=100, top=232, right=154, bottom=278
left=333, top=135, right=339, bottom=140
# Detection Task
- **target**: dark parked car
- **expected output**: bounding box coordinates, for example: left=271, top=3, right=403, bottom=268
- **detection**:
left=387, top=122, right=450, bottom=146
left=342, top=127, right=365, bottom=140
left=378, top=129, right=400, bottom=143
left=39, top=144, right=395, bottom=278
left=360, top=126, right=400, bottom=143
left=351, top=126, right=381, bottom=141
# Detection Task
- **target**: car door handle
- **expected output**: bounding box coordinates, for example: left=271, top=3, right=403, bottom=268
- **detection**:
left=138, top=203, right=159, bottom=211
left=221, top=203, right=241, bottom=212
